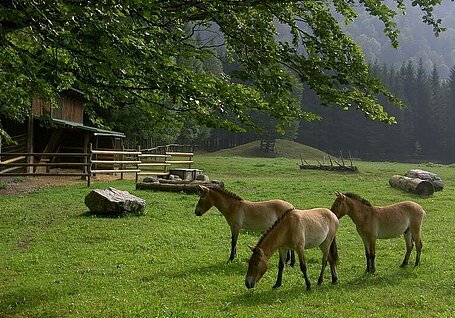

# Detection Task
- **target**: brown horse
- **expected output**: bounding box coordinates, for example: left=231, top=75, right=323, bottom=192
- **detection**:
left=195, top=185, right=295, bottom=262
left=245, top=208, right=339, bottom=290
left=331, top=192, right=426, bottom=274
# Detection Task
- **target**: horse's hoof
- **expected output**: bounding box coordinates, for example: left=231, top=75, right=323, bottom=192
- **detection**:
left=272, top=284, right=282, bottom=289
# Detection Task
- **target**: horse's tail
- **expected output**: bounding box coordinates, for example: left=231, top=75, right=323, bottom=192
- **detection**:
left=329, top=236, right=339, bottom=266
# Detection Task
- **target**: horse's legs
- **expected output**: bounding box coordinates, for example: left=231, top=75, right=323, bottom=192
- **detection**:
left=317, top=253, right=328, bottom=286
left=296, top=245, right=311, bottom=290
left=328, top=238, right=338, bottom=284
left=413, top=231, right=423, bottom=267
left=228, top=227, right=240, bottom=263
left=317, top=242, right=330, bottom=285
left=369, top=240, right=376, bottom=273
left=363, top=238, right=376, bottom=273
left=273, top=249, right=287, bottom=289
left=286, top=250, right=296, bottom=267
left=362, top=238, right=372, bottom=273
left=401, top=229, right=414, bottom=267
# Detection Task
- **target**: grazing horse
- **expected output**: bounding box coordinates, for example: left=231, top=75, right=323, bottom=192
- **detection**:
left=194, top=185, right=295, bottom=263
left=331, top=192, right=426, bottom=273
left=245, top=208, right=339, bottom=290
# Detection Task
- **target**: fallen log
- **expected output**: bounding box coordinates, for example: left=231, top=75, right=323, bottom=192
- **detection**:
left=136, top=180, right=224, bottom=193
left=405, top=169, right=443, bottom=191
left=389, top=175, right=434, bottom=196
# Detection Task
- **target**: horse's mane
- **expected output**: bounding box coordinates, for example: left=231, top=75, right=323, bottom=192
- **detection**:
left=209, top=186, right=243, bottom=201
left=344, top=192, right=372, bottom=206
left=255, top=208, right=295, bottom=248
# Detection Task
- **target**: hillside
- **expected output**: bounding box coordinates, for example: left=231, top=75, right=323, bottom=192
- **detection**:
left=343, top=1, right=455, bottom=78
left=206, top=139, right=328, bottom=159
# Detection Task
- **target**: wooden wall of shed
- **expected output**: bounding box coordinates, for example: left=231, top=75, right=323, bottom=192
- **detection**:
left=32, top=91, right=84, bottom=123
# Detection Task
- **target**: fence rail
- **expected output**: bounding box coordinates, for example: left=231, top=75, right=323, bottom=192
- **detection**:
left=0, top=144, right=195, bottom=186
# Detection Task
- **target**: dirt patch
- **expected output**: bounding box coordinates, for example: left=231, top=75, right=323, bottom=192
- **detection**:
left=0, top=174, right=133, bottom=196
left=0, top=175, right=83, bottom=196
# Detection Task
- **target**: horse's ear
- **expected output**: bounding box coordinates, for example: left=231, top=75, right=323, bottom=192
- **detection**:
left=197, top=185, right=206, bottom=197
left=247, top=245, right=255, bottom=252
left=339, top=192, right=347, bottom=200
left=335, top=191, right=345, bottom=199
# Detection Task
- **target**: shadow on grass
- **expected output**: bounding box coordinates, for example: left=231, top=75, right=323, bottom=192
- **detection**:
left=230, top=266, right=419, bottom=307
left=78, top=210, right=140, bottom=218
left=344, top=266, right=418, bottom=291
left=141, top=259, right=246, bottom=283
left=0, top=287, right=63, bottom=318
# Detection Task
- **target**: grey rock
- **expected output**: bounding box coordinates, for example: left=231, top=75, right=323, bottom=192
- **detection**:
left=85, top=187, right=146, bottom=215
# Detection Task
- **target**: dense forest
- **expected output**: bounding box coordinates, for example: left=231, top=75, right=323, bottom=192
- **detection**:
left=299, top=61, right=455, bottom=163
left=298, top=1, right=455, bottom=163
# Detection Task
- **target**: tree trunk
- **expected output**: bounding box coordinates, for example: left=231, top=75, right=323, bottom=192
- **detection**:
left=389, top=175, right=434, bottom=196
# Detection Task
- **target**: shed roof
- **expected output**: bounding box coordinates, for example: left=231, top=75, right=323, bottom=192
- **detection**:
left=52, top=118, right=126, bottom=138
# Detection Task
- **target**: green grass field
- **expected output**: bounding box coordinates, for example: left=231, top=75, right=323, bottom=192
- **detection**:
left=1, top=153, right=455, bottom=317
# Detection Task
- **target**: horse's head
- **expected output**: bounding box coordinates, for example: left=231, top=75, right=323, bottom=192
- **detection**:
left=245, top=246, right=268, bottom=289
left=331, top=192, right=349, bottom=219
left=195, top=185, right=213, bottom=216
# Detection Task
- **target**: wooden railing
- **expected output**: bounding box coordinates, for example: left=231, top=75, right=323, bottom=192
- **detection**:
left=0, top=152, right=91, bottom=177
left=0, top=144, right=195, bottom=186
left=89, top=145, right=141, bottom=185
left=137, top=144, right=194, bottom=179
left=0, top=155, right=26, bottom=174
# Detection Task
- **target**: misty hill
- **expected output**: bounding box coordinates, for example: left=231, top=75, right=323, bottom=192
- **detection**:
left=343, top=1, right=455, bottom=78
left=207, top=139, right=328, bottom=159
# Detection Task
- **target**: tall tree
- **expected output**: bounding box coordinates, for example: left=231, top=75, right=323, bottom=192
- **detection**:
left=427, top=64, right=444, bottom=158
left=441, top=66, right=455, bottom=159
left=0, top=0, right=447, bottom=142
left=414, top=59, right=431, bottom=156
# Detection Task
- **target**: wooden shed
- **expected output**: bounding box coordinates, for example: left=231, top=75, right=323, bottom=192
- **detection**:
left=1, top=88, right=125, bottom=174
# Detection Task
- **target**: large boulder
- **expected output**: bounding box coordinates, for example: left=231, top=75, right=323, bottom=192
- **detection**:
left=85, top=187, right=146, bottom=215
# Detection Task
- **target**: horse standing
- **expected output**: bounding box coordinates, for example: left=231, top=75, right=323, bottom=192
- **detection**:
left=194, top=185, right=295, bottom=263
left=245, top=208, right=339, bottom=290
left=331, top=192, right=426, bottom=273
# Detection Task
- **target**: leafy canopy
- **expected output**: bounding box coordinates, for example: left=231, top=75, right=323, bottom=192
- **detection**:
left=0, top=0, right=447, bottom=140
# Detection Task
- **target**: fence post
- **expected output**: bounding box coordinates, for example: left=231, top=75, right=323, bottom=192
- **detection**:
left=82, top=134, right=89, bottom=181
left=135, top=145, right=141, bottom=183
left=120, top=145, right=125, bottom=180
left=87, top=143, right=92, bottom=187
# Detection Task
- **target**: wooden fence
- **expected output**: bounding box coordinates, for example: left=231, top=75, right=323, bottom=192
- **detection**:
left=0, top=152, right=91, bottom=177
left=0, top=144, right=194, bottom=187
left=138, top=144, right=194, bottom=179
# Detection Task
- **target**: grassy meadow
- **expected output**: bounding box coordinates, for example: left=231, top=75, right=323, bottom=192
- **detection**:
left=1, top=150, right=455, bottom=317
